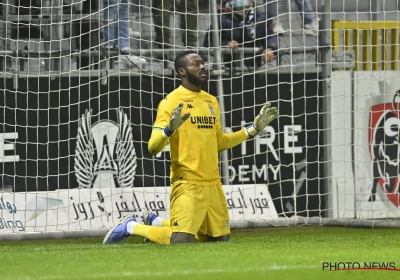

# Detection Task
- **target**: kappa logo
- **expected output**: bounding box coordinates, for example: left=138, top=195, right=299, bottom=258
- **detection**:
left=173, top=221, right=179, bottom=227
left=74, top=108, right=137, bottom=189
left=369, top=81, right=400, bottom=206
left=187, top=104, right=194, bottom=109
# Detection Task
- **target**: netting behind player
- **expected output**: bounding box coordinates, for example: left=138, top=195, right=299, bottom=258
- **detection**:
left=1, top=0, right=400, bottom=240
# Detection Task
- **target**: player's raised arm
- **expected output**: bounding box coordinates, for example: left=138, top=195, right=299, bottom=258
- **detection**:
left=148, top=102, right=191, bottom=156
left=217, top=102, right=279, bottom=151
left=245, top=102, right=279, bottom=137
left=162, top=102, right=191, bottom=137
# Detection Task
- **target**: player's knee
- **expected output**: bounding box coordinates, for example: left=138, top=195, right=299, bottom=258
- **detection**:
left=170, top=232, right=195, bottom=244
left=207, top=234, right=230, bottom=242
left=196, top=234, right=208, bottom=242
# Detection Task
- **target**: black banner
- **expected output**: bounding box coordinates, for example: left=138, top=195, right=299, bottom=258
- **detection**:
left=0, top=72, right=325, bottom=216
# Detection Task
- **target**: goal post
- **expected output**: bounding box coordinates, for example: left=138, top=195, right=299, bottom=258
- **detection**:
left=1, top=0, right=400, bottom=241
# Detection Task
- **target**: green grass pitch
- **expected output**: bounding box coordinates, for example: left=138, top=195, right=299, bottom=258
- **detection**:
left=1, top=226, right=400, bottom=280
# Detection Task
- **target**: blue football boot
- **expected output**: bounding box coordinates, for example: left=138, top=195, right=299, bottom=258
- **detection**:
left=103, top=216, right=136, bottom=244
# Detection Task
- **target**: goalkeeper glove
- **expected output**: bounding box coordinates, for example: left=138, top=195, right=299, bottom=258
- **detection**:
left=163, top=102, right=191, bottom=137
left=245, top=102, right=279, bottom=137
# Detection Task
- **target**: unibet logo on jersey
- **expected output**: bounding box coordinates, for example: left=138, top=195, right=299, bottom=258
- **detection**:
left=190, top=116, right=216, bottom=129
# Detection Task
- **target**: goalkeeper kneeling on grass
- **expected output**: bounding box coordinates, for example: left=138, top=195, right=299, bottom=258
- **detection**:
left=103, top=51, right=279, bottom=245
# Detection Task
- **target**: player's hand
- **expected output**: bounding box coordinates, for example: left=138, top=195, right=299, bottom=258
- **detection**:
left=245, top=102, right=279, bottom=137
left=163, top=103, right=191, bottom=137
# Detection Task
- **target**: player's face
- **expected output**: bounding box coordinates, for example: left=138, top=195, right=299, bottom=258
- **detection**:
left=184, top=54, right=207, bottom=86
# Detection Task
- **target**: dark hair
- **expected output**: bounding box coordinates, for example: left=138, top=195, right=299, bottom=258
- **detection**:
left=174, top=51, right=197, bottom=77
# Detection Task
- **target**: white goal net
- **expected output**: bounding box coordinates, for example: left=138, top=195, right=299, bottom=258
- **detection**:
left=1, top=0, right=400, bottom=240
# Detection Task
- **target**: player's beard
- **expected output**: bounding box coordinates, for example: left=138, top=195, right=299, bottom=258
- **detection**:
left=186, top=69, right=207, bottom=86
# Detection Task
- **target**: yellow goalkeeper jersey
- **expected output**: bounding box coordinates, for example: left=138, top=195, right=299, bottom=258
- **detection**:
left=151, top=85, right=248, bottom=185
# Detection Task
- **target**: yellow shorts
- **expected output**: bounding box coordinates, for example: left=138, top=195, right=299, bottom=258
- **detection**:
left=170, top=182, right=230, bottom=237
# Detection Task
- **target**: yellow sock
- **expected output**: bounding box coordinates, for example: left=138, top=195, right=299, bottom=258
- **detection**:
left=133, top=224, right=173, bottom=244
left=161, top=219, right=170, bottom=227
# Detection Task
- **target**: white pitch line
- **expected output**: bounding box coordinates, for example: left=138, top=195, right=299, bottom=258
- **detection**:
left=7, top=265, right=320, bottom=280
